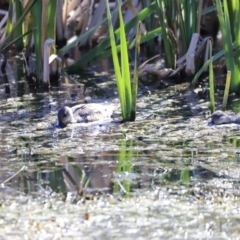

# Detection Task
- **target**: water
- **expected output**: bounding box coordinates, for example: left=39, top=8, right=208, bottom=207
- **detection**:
left=1, top=74, right=240, bottom=238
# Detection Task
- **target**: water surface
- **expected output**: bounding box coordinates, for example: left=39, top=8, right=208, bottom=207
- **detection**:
left=0, top=74, right=240, bottom=238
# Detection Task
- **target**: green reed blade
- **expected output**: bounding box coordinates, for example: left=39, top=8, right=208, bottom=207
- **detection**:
left=64, top=2, right=156, bottom=71
left=222, top=71, right=231, bottom=109
left=66, top=27, right=161, bottom=72
left=118, top=0, right=132, bottom=119
left=192, top=49, right=225, bottom=85
left=208, top=39, right=215, bottom=113
left=106, top=0, right=127, bottom=119
left=1, top=0, right=37, bottom=50
left=131, top=22, right=141, bottom=121
left=31, top=0, right=42, bottom=80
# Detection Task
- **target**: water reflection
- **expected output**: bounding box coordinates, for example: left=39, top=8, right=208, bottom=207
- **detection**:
left=61, top=153, right=115, bottom=193
left=2, top=122, right=240, bottom=197
left=0, top=71, right=240, bottom=201
left=2, top=57, right=240, bottom=237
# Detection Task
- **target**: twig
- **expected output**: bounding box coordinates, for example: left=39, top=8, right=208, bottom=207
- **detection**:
left=1, top=165, right=27, bottom=187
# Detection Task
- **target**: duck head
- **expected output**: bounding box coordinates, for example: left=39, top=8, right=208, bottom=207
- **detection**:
left=58, top=106, right=75, bottom=127
left=211, top=110, right=234, bottom=125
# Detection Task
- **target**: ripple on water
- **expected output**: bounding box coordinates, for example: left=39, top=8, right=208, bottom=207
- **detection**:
left=0, top=82, right=240, bottom=238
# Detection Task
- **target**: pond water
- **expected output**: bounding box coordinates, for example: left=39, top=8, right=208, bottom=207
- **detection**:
left=0, top=72, right=240, bottom=239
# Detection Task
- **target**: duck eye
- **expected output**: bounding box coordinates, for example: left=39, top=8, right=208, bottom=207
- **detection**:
left=62, top=111, right=68, bottom=117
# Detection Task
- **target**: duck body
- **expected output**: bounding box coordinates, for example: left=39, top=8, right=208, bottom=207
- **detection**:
left=58, top=103, right=116, bottom=127
left=211, top=110, right=240, bottom=125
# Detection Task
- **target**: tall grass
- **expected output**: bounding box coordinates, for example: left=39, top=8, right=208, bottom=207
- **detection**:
left=1, top=0, right=57, bottom=84
left=222, top=71, right=231, bottom=109
left=1, top=1, right=37, bottom=52
left=208, top=39, right=215, bottom=112
left=106, top=0, right=139, bottom=122
left=193, top=1, right=240, bottom=94
left=130, top=22, right=141, bottom=120
left=62, top=2, right=160, bottom=71
left=155, top=0, right=177, bottom=69
left=215, top=0, right=240, bottom=92
left=175, top=0, right=203, bottom=55
left=155, top=0, right=202, bottom=68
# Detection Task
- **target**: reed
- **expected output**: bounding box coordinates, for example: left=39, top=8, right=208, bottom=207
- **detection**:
left=208, top=39, right=215, bottom=113
left=63, top=2, right=159, bottom=72
left=222, top=71, right=231, bottom=109
left=175, top=0, right=203, bottom=55
left=1, top=0, right=58, bottom=84
left=215, top=0, right=240, bottom=92
left=155, top=0, right=202, bottom=68
left=155, top=0, right=176, bottom=68
left=106, top=0, right=139, bottom=121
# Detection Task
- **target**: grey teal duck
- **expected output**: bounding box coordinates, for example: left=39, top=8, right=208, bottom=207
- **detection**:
left=211, top=110, right=240, bottom=125
left=58, top=103, right=116, bottom=127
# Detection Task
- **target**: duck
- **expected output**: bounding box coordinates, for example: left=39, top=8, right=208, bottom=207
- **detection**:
left=58, top=103, right=116, bottom=127
left=211, top=110, right=240, bottom=125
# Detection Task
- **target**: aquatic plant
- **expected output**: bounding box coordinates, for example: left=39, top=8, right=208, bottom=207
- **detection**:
left=0, top=0, right=57, bottom=84
left=208, top=39, right=215, bottom=112
left=215, top=0, right=240, bottom=92
left=155, top=0, right=203, bottom=68
left=194, top=0, right=240, bottom=94
left=62, top=2, right=160, bottom=72
left=1, top=0, right=239, bottom=97
left=105, top=0, right=139, bottom=121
